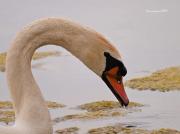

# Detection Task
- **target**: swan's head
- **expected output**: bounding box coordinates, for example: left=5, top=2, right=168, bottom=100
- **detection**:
left=100, top=51, right=129, bottom=106
left=70, top=28, right=129, bottom=106
left=80, top=33, right=129, bottom=106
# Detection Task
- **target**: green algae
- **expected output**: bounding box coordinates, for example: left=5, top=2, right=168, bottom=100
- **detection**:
left=78, top=101, right=121, bottom=112
left=152, top=128, right=180, bottom=134
left=125, top=66, right=180, bottom=92
left=47, top=101, right=65, bottom=109
left=0, top=110, right=15, bottom=117
left=55, top=127, right=79, bottom=134
left=0, top=52, right=6, bottom=72
left=0, top=101, right=65, bottom=110
left=0, top=110, right=15, bottom=124
left=0, top=53, right=6, bottom=66
left=0, top=51, right=61, bottom=72
left=78, top=101, right=143, bottom=112
left=53, top=101, right=143, bottom=123
left=88, top=125, right=149, bottom=134
left=0, top=101, right=13, bottom=109
left=127, top=102, right=144, bottom=108
left=55, top=110, right=126, bottom=122
left=88, top=124, right=180, bottom=134
left=32, top=51, right=61, bottom=60
left=0, top=117, right=14, bottom=125
left=0, top=101, right=65, bottom=124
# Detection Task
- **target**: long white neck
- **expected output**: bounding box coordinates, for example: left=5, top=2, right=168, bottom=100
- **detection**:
left=5, top=18, right=120, bottom=133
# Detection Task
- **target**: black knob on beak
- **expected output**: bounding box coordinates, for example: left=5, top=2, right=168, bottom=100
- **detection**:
left=121, top=65, right=127, bottom=76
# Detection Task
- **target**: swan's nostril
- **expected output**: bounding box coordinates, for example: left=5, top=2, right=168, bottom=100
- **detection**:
left=117, top=80, right=121, bottom=84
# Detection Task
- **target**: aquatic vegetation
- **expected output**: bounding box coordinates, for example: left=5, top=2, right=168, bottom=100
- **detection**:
left=0, top=53, right=6, bottom=65
left=0, top=101, right=13, bottom=109
left=0, top=117, right=14, bottom=125
left=127, top=102, right=144, bottom=108
left=0, top=52, right=6, bottom=72
left=152, top=128, right=180, bottom=134
left=54, top=110, right=126, bottom=123
left=88, top=124, right=180, bottom=134
left=0, top=51, right=61, bottom=72
left=0, top=110, right=15, bottom=117
left=47, top=101, right=65, bottom=109
left=0, top=101, right=65, bottom=124
left=55, top=127, right=79, bottom=134
left=78, top=101, right=121, bottom=112
left=32, top=51, right=61, bottom=60
left=88, top=124, right=149, bottom=134
left=78, top=101, right=143, bottom=112
left=0, top=110, right=15, bottom=124
left=53, top=101, right=143, bottom=123
left=125, top=66, right=180, bottom=92
left=0, top=101, right=65, bottom=110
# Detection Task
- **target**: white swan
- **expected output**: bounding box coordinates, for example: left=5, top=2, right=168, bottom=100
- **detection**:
left=1, top=18, right=129, bottom=134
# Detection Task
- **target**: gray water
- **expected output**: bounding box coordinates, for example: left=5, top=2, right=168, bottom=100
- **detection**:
left=0, top=0, right=180, bottom=133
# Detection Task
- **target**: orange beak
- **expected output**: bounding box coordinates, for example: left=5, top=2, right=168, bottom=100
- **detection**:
left=102, top=67, right=129, bottom=106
